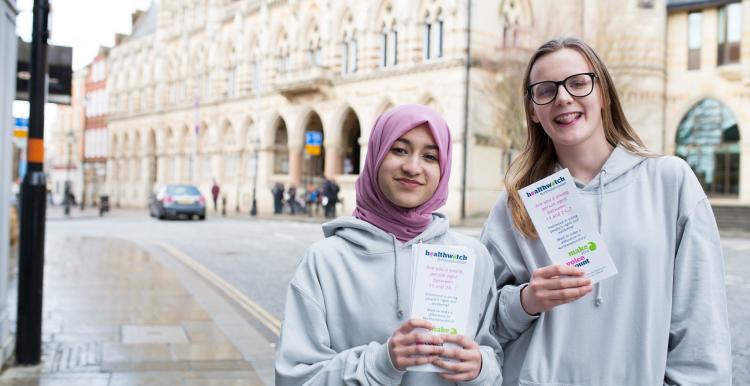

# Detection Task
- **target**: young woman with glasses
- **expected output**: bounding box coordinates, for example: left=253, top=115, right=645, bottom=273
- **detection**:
left=481, top=37, right=731, bottom=385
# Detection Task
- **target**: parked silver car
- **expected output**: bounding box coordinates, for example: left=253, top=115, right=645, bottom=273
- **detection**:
left=149, top=184, right=206, bottom=220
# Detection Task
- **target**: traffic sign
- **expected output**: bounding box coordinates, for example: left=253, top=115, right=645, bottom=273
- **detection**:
left=305, top=131, right=322, bottom=156
left=305, top=131, right=322, bottom=146
left=305, top=145, right=321, bottom=156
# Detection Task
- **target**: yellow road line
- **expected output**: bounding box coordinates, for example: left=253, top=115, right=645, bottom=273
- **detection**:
left=154, top=241, right=281, bottom=336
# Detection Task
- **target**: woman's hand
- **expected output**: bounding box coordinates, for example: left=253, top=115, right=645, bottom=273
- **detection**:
left=434, top=334, right=483, bottom=382
left=388, top=319, right=444, bottom=370
left=521, top=265, right=593, bottom=315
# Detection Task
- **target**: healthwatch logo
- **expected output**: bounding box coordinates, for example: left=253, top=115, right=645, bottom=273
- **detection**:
left=565, top=241, right=597, bottom=268
left=424, top=249, right=468, bottom=261
left=526, top=176, right=566, bottom=197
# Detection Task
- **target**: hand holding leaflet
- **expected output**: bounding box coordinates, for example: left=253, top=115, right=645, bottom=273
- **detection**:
left=408, top=244, right=476, bottom=373
left=520, top=168, right=617, bottom=284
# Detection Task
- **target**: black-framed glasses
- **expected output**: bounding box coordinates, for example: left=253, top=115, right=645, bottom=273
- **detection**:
left=526, top=72, right=598, bottom=105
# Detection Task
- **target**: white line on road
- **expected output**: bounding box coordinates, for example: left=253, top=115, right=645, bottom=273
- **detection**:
left=273, top=232, right=295, bottom=241
left=153, top=241, right=282, bottom=336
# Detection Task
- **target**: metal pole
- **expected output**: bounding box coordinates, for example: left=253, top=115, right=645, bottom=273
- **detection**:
left=250, top=141, right=258, bottom=216
left=250, top=74, right=260, bottom=217
left=64, top=132, right=72, bottom=215
left=16, top=0, right=49, bottom=365
left=460, top=0, right=472, bottom=220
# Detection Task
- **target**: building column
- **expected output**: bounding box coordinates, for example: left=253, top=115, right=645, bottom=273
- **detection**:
left=289, top=146, right=303, bottom=187
left=325, top=143, right=343, bottom=178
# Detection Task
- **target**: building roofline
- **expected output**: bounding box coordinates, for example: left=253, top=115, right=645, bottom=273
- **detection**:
left=668, top=0, right=740, bottom=13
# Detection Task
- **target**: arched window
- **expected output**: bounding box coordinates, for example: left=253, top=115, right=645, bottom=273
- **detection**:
left=423, top=9, right=445, bottom=61
left=306, top=24, right=324, bottom=67
left=226, top=45, right=239, bottom=98
left=379, top=5, right=397, bottom=68
left=275, top=31, right=291, bottom=75
left=424, top=14, right=432, bottom=60
left=500, top=0, right=524, bottom=49
left=340, top=13, right=358, bottom=75
left=676, top=98, right=741, bottom=196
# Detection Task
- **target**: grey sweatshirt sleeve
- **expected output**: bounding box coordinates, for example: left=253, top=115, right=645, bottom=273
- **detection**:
left=275, top=251, right=405, bottom=386
left=275, top=281, right=405, bottom=386
left=664, top=198, right=732, bottom=386
left=480, top=203, right=539, bottom=342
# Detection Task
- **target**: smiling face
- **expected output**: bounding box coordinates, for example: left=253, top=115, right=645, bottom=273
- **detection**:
left=528, top=48, right=608, bottom=151
left=377, top=124, right=441, bottom=209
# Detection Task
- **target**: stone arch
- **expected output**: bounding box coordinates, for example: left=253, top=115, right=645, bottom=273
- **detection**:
left=340, top=107, right=361, bottom=175
left=271, top=115, right=290, bottom=175
left=421, top=94, right=443, bottom=114
left=300, top=110, right=326, bottom=184
left=675, top=98, right=740, bottom=196
left=375, top=98, right=395, bottom=120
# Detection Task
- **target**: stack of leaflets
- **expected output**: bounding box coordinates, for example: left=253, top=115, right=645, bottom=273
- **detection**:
left=408, top=243, right=476, bottom=372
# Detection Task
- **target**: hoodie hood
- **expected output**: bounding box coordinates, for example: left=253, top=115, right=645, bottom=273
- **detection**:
left=574, top=145, right=648, bottom=193
left=323, top=213, right=450, bottom=321
left=323, top=213, right=450, bottom=248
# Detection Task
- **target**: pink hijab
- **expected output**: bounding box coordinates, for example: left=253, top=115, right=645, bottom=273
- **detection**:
left=353, top=104, right=452, bottom=242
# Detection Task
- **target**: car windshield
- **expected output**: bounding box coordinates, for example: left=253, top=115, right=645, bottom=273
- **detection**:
left=166, top=185, right=201, bottom=196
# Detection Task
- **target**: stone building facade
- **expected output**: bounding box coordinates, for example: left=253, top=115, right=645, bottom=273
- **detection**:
left=666, top=0, right=750, bottom=205
left=106, top=0, right=671, bottom=218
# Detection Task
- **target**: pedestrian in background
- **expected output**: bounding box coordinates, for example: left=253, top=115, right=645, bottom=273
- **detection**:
left=287, top=185, right=297, bottom=214
left=211, top=180, right=220, bottom=212
left=322, top=178, right=339, bottom=219
left=481, top=37, right=731, bottom=385
left=307, top=183, right=319, bottom=216
left=271, top=182, right=285, bottom=214
left=276, top=104, right=510, bottom=385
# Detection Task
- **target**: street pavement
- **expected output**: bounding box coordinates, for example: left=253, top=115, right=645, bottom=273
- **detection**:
left=3, top=205, right=748, bottom=384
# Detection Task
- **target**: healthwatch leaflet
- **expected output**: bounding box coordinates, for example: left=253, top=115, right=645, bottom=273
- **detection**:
left=520, top=168, right=617, bottom=284
left=408, top=243, right=476, bottom=373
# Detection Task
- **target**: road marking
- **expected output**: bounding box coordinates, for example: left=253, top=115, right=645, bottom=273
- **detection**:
left=154, top=241, right=281, bottom=336
left=273, top=232, right=295, bottom=241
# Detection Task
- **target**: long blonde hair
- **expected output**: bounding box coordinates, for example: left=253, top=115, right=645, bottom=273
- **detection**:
left=506, top=37, right=651, bottom=239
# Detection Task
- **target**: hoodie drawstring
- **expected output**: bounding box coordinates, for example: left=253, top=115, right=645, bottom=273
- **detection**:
left=594, top=169, right=607, bottom=307
left=392, top=235, right=404, bottom=319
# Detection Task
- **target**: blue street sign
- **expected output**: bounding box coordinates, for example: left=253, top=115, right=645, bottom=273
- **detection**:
left=305, top=131, right=322, bottom=146
left=15, top=117, right=29, bottom=128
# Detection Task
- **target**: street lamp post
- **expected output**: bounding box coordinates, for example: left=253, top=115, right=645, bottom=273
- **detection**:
left=250, top=139, right=259, bottom=216
left=64, top=130, right=74, bottom=216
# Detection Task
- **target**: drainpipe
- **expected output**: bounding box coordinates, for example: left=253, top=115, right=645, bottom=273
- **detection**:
left=661, top=7, right=668, bottom=154
left=461, top=0, right=472, bottom=220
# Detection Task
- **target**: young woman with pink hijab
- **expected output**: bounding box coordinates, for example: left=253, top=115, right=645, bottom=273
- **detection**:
left=275, top=104, right=509, bottom=385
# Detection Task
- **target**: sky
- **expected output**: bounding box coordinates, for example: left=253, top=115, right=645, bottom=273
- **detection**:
left=14, top=0, right=153, bottom=120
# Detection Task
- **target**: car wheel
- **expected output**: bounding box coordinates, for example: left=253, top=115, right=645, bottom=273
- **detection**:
left=158, top=210, right=166, bottom=220
left=198, top=214, right=206, bottom=220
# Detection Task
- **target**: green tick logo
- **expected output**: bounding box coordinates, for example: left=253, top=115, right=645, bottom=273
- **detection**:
left=432, top=326, right=458, bottom=335
left=568, top=241, right=597, bottom=257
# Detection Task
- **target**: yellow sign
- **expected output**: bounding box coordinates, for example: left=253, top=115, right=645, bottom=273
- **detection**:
left=305, top=144, right=321, bottom=156
left=13, top=129, right=28, bottom=138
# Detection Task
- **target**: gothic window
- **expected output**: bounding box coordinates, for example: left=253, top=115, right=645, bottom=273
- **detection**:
left=676, top=98, right=741, bottom=196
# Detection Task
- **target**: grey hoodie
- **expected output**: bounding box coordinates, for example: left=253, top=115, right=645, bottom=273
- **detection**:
left=275, top=214, right=507, bottom=386
left=481, top=146, right=732, bottom=386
